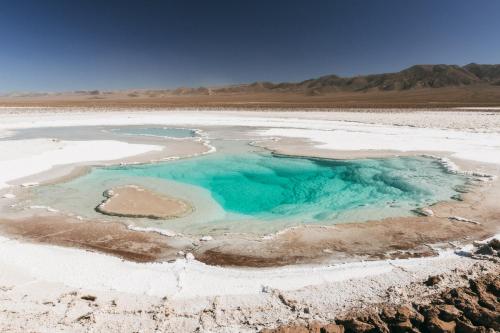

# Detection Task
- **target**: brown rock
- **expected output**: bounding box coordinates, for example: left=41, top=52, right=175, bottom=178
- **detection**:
left=410, top=310, right=425, bottom=326
left=426, top=315, right=457, bottom=333
left=452, top=285, right=499, bottom=331
left=438, top=304, right=462, bottom=321
left=80, top=295, right=97, bottom=302
left=420, top=305, right=441, bottom=319
left=340, top=319, right=375, bottom=332
left=477, top=297, right=497, bottom=312
left=455, top=319, right=487, bottom=333
left=261, top=325, right=310, bottom=333
left=321, top=324, right=345, bottom=333
left=486, top=279, right=500, bottom=297
left=398, top=305, right=424, bottom=325
left=475, top=245, right=494, bottom=256
left=465, top=306, right=499, bottom=330
left=308, top=322, right=323, bottom=333
left=261, top=322, right=346, bottom=333
left=487, top=238, right=500, bottom=250
left=76, top=312, right=93, bottom=323
left=468, top=279, right=486, bottom=296
left=391, top=320, right=415, bottom=333
left=381, top=307, right=397, bottom=321
left=381, top=304, right=424, bottom=330
left=470, top=280, right=498, bottom=312
left=260, top=272, right=499, bottom=333
left=348, top=312, right=389, bottom=332
left=426, top=275, right=442, bottom=286
left=395, top=306, right=413, bottom=322
left=368, top=313, right=390, bottom=332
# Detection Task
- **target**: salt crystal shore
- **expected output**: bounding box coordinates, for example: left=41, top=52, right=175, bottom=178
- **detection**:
left=0, top=138, right=162, bottom=189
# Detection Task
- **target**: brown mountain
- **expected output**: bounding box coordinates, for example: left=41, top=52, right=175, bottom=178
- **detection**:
left=2, top=64, right=500, bottom=108
left=463, top=63, right=500, bottom=85
left=153, top=63, right=500, bottom=99
left=195, top=64, right=500, bottom=96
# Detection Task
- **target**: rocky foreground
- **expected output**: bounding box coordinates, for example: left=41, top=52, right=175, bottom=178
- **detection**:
left=262, top=240, right=499, bottom=333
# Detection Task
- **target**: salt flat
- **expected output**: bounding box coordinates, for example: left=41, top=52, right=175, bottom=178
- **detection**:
left=0, top=108, right=499, bottom=332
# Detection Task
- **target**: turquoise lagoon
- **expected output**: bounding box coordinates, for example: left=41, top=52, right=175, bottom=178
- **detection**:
left=31, top=141, right=468, bottom=235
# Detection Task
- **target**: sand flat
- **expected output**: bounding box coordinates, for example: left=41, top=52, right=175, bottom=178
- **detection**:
left=96, top=185, right=192, bottom=219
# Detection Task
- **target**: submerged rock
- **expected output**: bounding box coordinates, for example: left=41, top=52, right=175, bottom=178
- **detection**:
left=414, top=207, right=434, bottom=216
left=489, top=238, right=500, bottom=250
left=475, top=245, right=495, bottom=256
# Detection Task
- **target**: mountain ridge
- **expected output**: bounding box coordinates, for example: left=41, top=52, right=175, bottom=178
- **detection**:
left=3, top=64, right=500, bottom=98
left=2, top=64, right=500, bottom=109
left=178, top=63, right=500, bottom=96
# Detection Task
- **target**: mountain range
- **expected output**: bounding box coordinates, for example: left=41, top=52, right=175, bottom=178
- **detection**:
left=1, top=64, right=500, bottom=108
left=170, top=63, right=500, bottom=96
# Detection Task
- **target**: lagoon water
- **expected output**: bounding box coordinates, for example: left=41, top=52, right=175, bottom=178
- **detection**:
left=109, top=127, right=197, bottom=138
left=29, top=137, right=468, bottom=235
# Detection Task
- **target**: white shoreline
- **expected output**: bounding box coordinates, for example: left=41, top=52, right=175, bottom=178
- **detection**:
left=257, top=126, right=500, bottom=165
left=1, top=234, right=496, bottom=300
left=2, top=109, right=500, bottom=164
left=0, top=138, right=162, bottom=189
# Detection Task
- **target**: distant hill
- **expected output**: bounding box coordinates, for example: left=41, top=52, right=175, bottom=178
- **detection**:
left=463, top=63, right=500, bottom=85
left=1, top=64, right=500, bottom=109
left=168, top=63, right=500, bottom=96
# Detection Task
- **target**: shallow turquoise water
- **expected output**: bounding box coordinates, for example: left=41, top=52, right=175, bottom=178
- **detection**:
left=109, top=127, right=197, bottom=138
left=30, top=149, right=468, bottom=235
left=105, top=153, right=464, bottom=219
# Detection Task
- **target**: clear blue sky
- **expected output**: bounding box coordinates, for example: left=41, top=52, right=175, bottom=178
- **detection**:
left=1, top=0, right=499, bottom=92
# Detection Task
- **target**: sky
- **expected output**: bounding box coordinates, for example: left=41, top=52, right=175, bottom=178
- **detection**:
left=1, top=0, right=500, bottom=92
